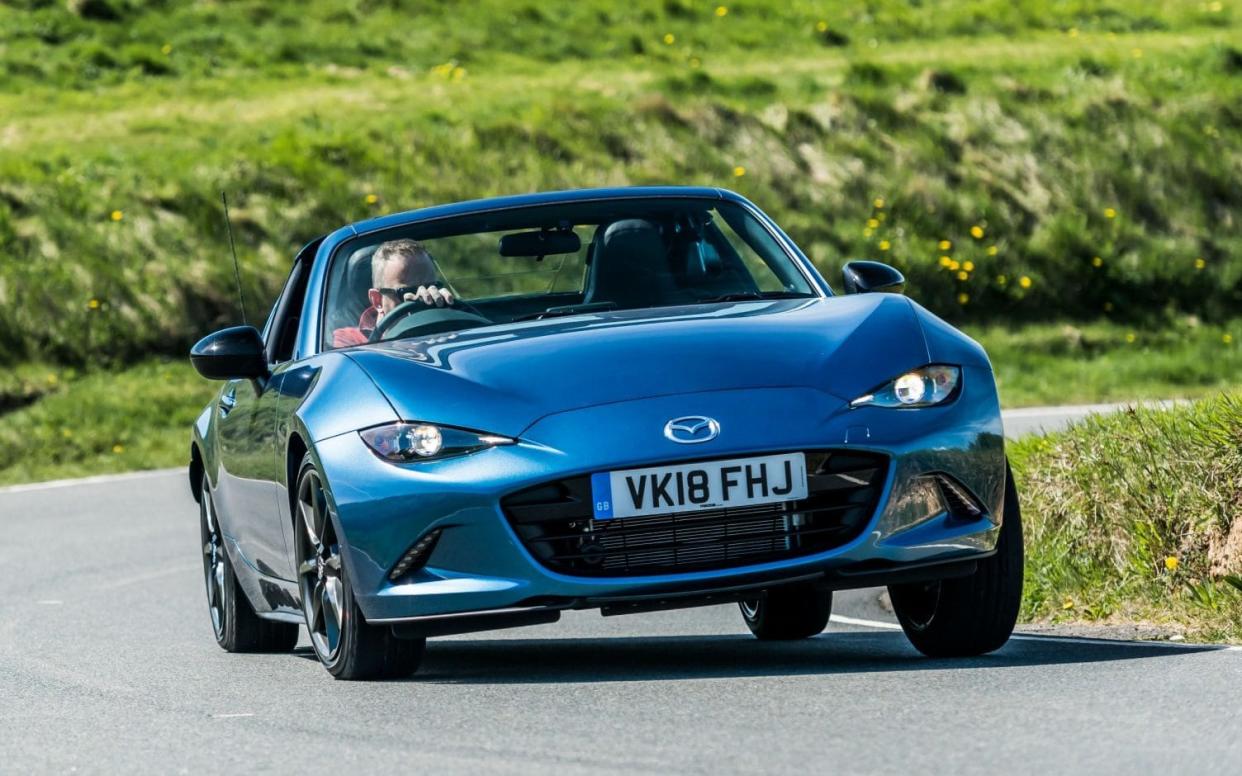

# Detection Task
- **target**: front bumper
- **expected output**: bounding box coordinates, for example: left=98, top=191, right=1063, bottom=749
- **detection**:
left=314, top=370, right=1005, bottom=622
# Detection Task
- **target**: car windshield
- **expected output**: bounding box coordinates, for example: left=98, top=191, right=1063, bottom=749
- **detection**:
left=321, top=197, right=817, bottom=349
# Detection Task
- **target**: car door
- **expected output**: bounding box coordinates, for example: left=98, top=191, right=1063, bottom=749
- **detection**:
left=214, top=259, right=309, bottom=582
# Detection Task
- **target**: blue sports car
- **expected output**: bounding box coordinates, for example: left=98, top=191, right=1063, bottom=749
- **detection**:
left=189, top=187, right=1022, bottom=680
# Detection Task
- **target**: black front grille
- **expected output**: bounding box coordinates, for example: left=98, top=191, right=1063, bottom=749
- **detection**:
left=501, top=451, right=888, bottom=577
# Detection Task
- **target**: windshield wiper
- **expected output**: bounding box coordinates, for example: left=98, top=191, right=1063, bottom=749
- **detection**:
left=514, top=302, right=617, bottom=322
left=699, top=291, right=816, bottom=303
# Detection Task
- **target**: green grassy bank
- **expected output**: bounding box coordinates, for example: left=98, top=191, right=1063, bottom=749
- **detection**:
left=1011, top=393, right=1242, bottom=642
left=1, top=0, right=1240, bottom=365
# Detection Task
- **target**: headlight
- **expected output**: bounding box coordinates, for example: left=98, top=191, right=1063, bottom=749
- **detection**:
left=359, top=422, right=514, bottom=462
left=850, top=365, right=961, bottom=408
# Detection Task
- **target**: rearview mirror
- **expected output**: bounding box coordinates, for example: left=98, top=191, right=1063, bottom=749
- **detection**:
left=498, top=230, right=581, bottom=258
left=190, top=326, right=269, bottom=380
left=842, top=261, right=905, bottom=295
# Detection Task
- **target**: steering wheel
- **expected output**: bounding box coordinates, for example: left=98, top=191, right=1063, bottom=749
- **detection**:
left=368, top=299, right=490, bottom=342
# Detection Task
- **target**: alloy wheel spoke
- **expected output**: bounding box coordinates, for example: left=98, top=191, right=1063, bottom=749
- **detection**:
left=309, top=578, right=325, bottom=631
left=311, top=480, right=329, bottom=553
left=204, top=494, right=217, bottom=534
left=322, top=576, right=343, bottom=653
left=298, top=558, right=318, bottom=577
left=299, top=496, right=320, bottom=551
left=205, top=565, right=217, bottom=606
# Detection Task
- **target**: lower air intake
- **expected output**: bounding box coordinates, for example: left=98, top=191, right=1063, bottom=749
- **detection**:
left=501, top=450, right=887, bottom=577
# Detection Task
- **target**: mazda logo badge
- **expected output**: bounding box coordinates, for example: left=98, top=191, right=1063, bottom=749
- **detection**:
left=664, top=416, right=720, bottom=444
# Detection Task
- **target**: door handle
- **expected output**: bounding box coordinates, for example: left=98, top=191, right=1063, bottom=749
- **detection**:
left=218, top=386, right=237, bottom=418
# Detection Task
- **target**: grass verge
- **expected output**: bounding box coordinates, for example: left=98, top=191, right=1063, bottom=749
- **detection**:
left=1011, top=393, right=1242, bottom=642
left=973, top=317, right=1242, bottom=407
left=0, top=360, right=215, bottom=487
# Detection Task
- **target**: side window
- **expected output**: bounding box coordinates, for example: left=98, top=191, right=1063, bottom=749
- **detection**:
left=265, top=261, right=309, bottom=364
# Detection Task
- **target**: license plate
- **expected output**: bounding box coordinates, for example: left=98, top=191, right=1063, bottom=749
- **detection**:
left=590, top=452, right=808, bottom=520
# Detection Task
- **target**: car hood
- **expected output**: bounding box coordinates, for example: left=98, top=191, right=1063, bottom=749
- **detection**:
left=345, top=295, right=930, bottom=438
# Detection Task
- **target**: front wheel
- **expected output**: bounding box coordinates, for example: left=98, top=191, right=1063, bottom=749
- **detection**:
left=888, top=461, right=1024, bottom=657
left=294, top=456, right=424, bottom=680
left=739, top=583, right=833, bottom=640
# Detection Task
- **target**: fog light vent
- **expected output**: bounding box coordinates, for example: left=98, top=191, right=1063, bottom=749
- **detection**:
left=388, top=529, right=443, bottom=581
left=932, top=474, right=985, bottom=519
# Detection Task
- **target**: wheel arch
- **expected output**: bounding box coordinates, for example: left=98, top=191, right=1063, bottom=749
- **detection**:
left=286, top=431, right=310, bottom=524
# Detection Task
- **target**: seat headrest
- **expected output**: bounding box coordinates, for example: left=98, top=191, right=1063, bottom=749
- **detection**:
left=583, top=219, right=677, bottom=308
left=330, top=245, right=379, bottom=332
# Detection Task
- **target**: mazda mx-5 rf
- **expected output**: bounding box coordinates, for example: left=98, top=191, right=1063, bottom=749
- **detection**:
left=189, top=186, right=1023, bottom=680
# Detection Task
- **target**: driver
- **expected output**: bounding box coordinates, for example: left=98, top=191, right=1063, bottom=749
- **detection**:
left=333, top=238, right=454, bottom=347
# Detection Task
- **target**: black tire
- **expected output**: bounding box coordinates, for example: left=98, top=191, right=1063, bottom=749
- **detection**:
left=200, top=474, right=299, bottom=653
left=739, top=583, right=833, bottom=640
left=293, top=456, right=425, bottom=680
left=888, top=461, right=1024, bottom=657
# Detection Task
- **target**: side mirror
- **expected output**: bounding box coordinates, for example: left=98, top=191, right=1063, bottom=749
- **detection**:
left=842, top=261, right=905, bottom=295
left=190, top=326, right=269, bottom=380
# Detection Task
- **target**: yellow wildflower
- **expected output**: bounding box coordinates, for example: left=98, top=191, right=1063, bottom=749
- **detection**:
left=663, top=33, right=676, bottom=45
left=939, top=256, right=952, bottom=267
left=938, top=239, right=951, bottom=251
left=1164, top=556, right=1179, bottom=572
left=863, top=228, right=873, bottom=238
left=962, top=261, right=975, bottom=272
left=452, top=66, right=466, bottom=80
left=1067, top=27, right=1079, bottom=38
left=1194, top=257, right=1206, bottom=270
left=1062, top=597, right=1075, bottom=610
left=1225, top=333, right=1234, bottom=345
left=112, top=444, right=125, bottom=454
left=1018, top=275, right=1032, bottom=289
left=1104, top=207, right=1117, bottom=219
left=970, top=225, right=984, bottom=239
left=732, top=165, right=746, bottom=177
left=110, top=210, right=123, bottom=221
left=867, top=218, right=879, bottom=229
left=714, top=5, right=728, bottom=17
left=873, top=196, right=885, bottom=209
left=1092, top=256, right=1103, bottom=268
left=879, top=240, right=891, bottom=251
left=46, top=373, right=58, bottom=385
left=1125, top=332, right=1136, bottom=344
left=816, top=20, right=829, bottom=33
left=87, top=298, right=101, bottom=310
left=161, top=43, right=173, bottom=55
left=957, top=293, right=969, bottom=305
left=986, top=245, right=998, bottom=256
left=948, top=260, right=960, bottom=271
left=364, top=193, right=379, bottom=205
left=956, top=270, right=968, bottom=281
left=61, top=428, right=73, bottom=438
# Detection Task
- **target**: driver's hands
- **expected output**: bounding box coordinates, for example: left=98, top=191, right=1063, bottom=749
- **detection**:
left=404, top=285, right=455, bottom=308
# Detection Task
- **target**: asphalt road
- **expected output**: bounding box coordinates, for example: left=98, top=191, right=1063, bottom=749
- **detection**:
left=3, top=403, right=1239, bottom=774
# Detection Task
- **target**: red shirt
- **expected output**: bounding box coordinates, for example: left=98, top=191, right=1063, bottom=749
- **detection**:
left=332, top=305, right=380, bottom=348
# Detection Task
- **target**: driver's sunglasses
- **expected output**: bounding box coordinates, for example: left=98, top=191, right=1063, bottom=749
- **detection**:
left=377, top=283, right=446, bottom=300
